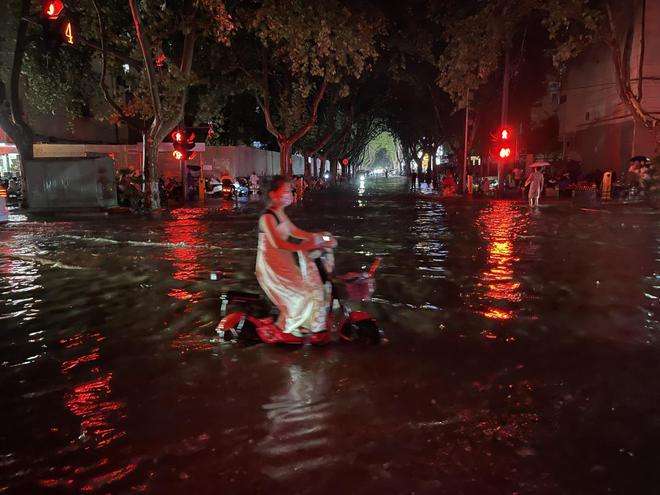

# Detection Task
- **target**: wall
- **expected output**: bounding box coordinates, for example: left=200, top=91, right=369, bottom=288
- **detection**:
left=23, top=157, right=117, bottom=210
left=557, top=1, right=660, bottom=172
left=33, top=144, right=309, bottom=178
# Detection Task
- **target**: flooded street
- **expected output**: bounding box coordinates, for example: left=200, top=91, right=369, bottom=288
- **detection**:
left=1, top=178, right=658, bottom=494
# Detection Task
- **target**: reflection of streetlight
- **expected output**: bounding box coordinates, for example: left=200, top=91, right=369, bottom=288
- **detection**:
left=258, top=362, right=334, bottom=478
left=358, top=175, right=365, bottom=195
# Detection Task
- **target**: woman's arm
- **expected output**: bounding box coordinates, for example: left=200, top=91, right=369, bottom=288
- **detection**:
left=289, top=223, right=316, bottom=240
left=279, top=212, right=337, bottom=248
left=261, top=215, right=318, bottom=252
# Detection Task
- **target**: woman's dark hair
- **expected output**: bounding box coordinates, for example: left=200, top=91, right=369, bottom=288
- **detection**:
left=268, top=175, right=289, bottom=194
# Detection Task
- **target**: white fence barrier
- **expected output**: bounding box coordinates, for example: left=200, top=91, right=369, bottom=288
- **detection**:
left=33, top=143, right=309, bottom=178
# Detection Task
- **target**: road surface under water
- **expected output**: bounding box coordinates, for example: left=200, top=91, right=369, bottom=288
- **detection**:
left=0, top=178, right=658, bottom=494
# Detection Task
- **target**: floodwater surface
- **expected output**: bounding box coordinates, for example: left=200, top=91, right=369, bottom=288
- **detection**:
left=0, top=178, right=658, bottom=494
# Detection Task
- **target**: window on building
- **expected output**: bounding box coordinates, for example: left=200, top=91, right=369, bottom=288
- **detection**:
left=585, top=112, right=590, bottom=121
left=560, top=95, right=567, bottom=104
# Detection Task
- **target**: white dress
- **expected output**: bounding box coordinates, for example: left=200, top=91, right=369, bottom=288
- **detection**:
left=255, top=210, right=329, bottom=334
left=526, top=171, right=544, bottom=203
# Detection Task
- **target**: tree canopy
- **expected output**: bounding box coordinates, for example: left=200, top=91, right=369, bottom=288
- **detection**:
left=2, top=0, right=656, bottom=195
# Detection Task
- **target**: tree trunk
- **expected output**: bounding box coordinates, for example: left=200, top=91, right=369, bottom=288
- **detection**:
left=319, top=155, right=326, bottom=177
left=330, top=157, right=338, bottom=183
left=143, top=136, right=161, bottom=210
left=0, top=0, right=34, bottom=206
left=303, top=154, right=310, bottom=177
left=278, top=140, right=292, bottom=176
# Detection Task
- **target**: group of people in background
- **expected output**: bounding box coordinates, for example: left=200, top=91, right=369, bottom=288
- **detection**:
left=407, top=154, right=656, bottom=206
left=0, top=177, right=21, bottom=201
left=409, top=171, right=458, bottom=197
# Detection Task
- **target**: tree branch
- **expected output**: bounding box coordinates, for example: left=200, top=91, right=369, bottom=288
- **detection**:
left=289, top=78, right=328, bottom=144
left=637, top=0, right=646, bottom=100
left=158, top=27, right=198, bottom=140
left=91, top=0, right=144, bottom=131
left=128, top=0, right=162, bottom=126
left=605, top=1, right=658, bottom=130
left=257, top=53, right=282, bottom=140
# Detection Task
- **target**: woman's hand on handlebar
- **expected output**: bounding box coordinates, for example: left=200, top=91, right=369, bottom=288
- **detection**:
left=317, top=232, right=337, bottom=249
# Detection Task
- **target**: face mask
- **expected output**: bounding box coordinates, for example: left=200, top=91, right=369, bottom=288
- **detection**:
left=280, top=192, right=293, bottom=206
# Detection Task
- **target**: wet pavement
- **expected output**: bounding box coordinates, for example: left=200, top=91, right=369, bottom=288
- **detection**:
left=0, top=177, right=658, bottom=494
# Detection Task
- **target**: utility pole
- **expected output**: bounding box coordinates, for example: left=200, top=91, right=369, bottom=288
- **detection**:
left=499, top=47, right=511, bottom=193
left=463, top=89, right=469, bottom=194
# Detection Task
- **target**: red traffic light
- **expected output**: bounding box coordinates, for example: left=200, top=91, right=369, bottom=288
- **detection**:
left=171, top=129, right=184, bottom=143
left=171, top=127, right=195, bottom=160
left=43, top=0, right=64, bottom=20
left=172, top=150, right=196, bottom=160
left=499, top=147, right=511, bottom=159
left=493, top=127, right=514, bottom=161
left=341, top=158, right=349, bottom=166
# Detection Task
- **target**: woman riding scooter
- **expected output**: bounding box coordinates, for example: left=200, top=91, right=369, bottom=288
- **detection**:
left=256, top=176, right=337, bottom=344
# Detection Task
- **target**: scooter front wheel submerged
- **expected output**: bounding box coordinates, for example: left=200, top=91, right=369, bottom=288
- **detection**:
left=338, top=311, right=385, bottom=345
left=216, top=312, right=261, bottom=345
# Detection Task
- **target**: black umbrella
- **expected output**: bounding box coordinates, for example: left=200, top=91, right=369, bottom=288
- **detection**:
left=629, top=155, right=649, bottom=162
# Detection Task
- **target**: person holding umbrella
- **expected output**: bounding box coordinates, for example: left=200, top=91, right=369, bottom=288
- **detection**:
left=525, top=162, right=547, bottom=207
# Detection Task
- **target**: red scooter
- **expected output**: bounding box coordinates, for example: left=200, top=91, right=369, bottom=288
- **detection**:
left=216, top=258, right=384, bottom=345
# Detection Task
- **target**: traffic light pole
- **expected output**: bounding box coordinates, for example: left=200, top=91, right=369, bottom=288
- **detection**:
left=180, top=158, right=187, bottom=202
left=499, top=48, right=511, bottom=195
left=463, top=89, right=469, bottom=195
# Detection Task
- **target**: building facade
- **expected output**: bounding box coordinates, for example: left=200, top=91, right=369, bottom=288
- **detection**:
left=557, top=0, right=660, bottom=173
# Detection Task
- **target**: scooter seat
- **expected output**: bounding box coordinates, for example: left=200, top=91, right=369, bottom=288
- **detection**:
left=224, top=290, right=262, bottom=303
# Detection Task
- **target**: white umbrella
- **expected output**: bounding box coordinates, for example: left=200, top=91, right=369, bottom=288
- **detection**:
left=529, top=161, right=550, bottom=168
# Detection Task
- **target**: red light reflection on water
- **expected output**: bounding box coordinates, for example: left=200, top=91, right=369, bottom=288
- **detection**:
left=171, top=331, right=215, bottom=353
left=167, top=288, right=204, bottom=302
left=80, top=462, right=138, bottom=493
left=164, top=208, right=209, bottom=282
left=65, top=372, right=126, bottom=448
left=164, top=208, right=215, bottom=353
left=60, top=331, right=105, bottom=373
left=61, top=331, right=125, bottom=448
left=61, top=348, right=100, bottom=373
left=476, top=202, right=526, bottom=321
